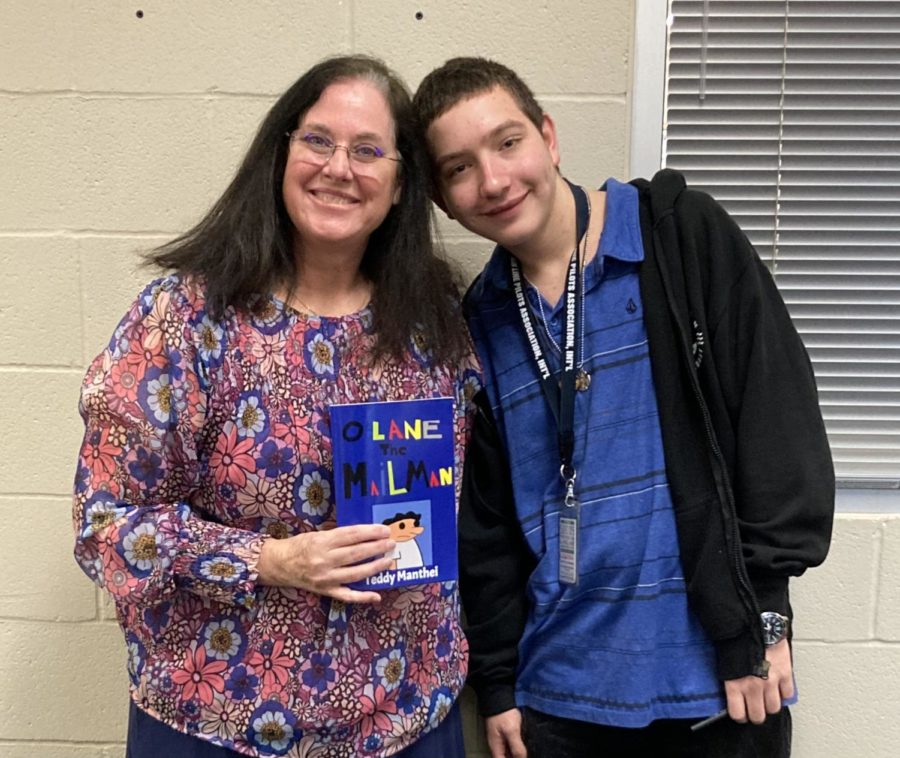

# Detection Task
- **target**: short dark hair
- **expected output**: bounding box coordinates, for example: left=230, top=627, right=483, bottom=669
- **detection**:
left=413, top=57, right=544, bottom=136
left=148, top=55, right=468, bottom=363
left=382, top=511, right=422, bottom=527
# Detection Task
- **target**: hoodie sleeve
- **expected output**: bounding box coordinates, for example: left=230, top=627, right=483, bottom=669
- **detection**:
left=700, top=196, right=836, bottom=616
left=458, top=389, right=536, bottom=717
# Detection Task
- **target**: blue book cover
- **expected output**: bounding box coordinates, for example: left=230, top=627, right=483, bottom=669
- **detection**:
left=330, top=397, right=457, bottom=589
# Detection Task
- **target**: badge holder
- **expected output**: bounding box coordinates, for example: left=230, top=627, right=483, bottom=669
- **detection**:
left=558, top=466, right=579, bottom=586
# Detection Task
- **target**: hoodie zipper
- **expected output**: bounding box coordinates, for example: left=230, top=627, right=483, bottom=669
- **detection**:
left=651, top=224, right=767, bottom=672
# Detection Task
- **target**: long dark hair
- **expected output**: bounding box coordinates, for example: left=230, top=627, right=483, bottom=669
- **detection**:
left=148, top=55, right=468, bottom=364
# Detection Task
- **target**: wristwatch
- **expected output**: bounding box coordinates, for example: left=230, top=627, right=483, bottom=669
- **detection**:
left=760, top=612, right=789, bottom=646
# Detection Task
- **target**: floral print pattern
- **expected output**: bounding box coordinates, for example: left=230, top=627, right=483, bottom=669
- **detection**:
left=73, top=276, right=481, bottom=756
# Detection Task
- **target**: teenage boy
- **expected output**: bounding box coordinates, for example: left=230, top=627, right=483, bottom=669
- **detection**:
left=414, top=58, right=834, bottom=757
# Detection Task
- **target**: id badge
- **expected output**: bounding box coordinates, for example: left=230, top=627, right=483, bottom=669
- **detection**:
left=559, top=504, right=579, bottom=585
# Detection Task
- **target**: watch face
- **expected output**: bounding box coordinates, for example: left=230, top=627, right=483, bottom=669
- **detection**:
left=762, top=613, right=787, bottom=645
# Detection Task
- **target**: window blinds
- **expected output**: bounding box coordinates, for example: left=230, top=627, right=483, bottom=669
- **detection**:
left=665, top=0, right=900, bottom=482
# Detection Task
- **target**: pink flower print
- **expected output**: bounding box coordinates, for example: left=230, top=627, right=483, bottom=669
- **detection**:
left=248, top=639, right=295, bottom=696
left=108, top=360, right=140, bottom=408
left=250, top=333, right=286, bottom=377
left=82, top=427, right=122, bottom=479
left=284, top=332, right=306, bottom=370
left=209, top=423, right=256, bottom=487
left=171, top=646, right=227, bottom=705
left=408, top=639, right=436, bottom=690
left=124, top=331, right=167, bottom=376
left=359, top=683, right=398, bottom=738
left=101, top=548, right=139, bottom=598
left=272, top=415, right=311, bottom=450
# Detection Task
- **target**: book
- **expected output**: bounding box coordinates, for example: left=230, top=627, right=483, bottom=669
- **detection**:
left=329, top=397, right=457, bottom=589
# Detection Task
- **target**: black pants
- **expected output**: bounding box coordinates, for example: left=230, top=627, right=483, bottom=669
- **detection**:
left=522, top=707, right=791, bottom=758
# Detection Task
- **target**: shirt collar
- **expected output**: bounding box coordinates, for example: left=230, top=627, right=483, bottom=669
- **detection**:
left=596, top=178, right=644, bottom=265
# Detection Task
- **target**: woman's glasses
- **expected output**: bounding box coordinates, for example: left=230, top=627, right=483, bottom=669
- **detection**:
left=286, top=130, right=401, bottom=167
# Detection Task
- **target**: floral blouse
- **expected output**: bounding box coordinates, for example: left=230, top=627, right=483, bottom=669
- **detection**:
left=73, top=275, right=481, bottom=757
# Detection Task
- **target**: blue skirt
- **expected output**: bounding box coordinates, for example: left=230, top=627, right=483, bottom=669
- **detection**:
left=126, top=699, right=465, bottom=758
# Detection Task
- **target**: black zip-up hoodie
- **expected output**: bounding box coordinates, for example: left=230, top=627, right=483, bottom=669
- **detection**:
left=459, top=169, right=835, bottom=717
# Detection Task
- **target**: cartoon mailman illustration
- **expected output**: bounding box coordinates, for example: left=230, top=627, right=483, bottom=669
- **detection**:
left=383, top=511, right=426, bottom=570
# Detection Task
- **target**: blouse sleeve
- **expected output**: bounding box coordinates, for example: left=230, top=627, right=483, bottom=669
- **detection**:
left=72, top=278, right=266, bottom=609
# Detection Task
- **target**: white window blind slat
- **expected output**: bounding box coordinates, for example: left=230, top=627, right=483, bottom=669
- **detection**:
left=667, top=0, right=900, bottom=481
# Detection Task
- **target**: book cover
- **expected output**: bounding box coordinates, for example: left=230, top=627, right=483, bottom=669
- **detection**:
left=330, top=397, right=457, bottom=589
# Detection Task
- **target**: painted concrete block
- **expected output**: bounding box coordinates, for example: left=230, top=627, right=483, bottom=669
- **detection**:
left=357, top=0, right=633, bottom=95
left=0, top=1, right=351, bottom=95
left=791, top=515, right=882, bottom=642
left=875, top=516, right=900, bottom=641
left=0, top=620, right=128, bottom=741
left=793, top=642, right=900, bottom=758
left=0, top=369, right=85, bottom=495
left=0, top=496, right=96, bottom=621
left=0, top=237, right=83, bottom=367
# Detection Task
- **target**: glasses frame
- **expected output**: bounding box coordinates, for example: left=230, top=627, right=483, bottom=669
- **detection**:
left=285, top=129, right=402, bottom=166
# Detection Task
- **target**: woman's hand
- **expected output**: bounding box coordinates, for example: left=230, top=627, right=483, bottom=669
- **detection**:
left=257, top=524, right=395, bottom=604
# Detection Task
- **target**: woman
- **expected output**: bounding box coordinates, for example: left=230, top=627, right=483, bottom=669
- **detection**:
left=73, top=55, right=480, bottom=757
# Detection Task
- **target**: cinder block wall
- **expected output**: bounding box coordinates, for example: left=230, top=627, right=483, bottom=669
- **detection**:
left=1, top=3, right=896, bottom=757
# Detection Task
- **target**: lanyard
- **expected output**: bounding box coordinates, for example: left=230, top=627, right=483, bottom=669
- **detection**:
left=509, top=182, right=589, bottom=503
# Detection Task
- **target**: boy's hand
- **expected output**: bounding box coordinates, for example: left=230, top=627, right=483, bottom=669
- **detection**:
left=724, top=639, right=794, bottom=724
left=485, top=708, right=527, bottom=758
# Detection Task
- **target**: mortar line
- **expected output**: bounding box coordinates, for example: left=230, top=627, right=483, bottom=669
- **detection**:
left=870, top=519, right=886, bottom=637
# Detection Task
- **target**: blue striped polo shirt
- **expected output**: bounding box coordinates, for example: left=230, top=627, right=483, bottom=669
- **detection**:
left=466, top=179, right=726, bottom=727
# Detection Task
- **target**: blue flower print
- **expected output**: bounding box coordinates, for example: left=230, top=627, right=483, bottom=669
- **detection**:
left=138, top=368, right=183, bottom=429
left=196, top=314, right=226, bottom=368
left=305, top=332, right=338, bottom=377
left=250, top=300, right=291, bottom=336
left=194, top=553, right=247, bottom=585
left=436, top=620, right=454, bottom=659
left=74, top=463, right=89, bottom=494
left=247, top=702, right=299, bottom=755
left=143, top=601, right=172, bottom=635
left=301, top=651, right=336, bottom=694
left=425, top=686, right=454, bottom=732
left=225, top=664, right=259, bottom=701
left=409, top=324, right=433, bottom=365
left=395, top=682, right=422, bottom=715
left=81, top=493, right=126, bottom=539
left=363, top=733, right=383, bottom=753
left=327, top=599, right=348, bottom=632
left=128, top=447, right=164, bottom=490
left=460, top=369, right=482, bottom=405
left=202, top=618, right=246, bottom=662
left=182, top=700, right=200, bottom=720
left=256, top=440, right=295, bottom=479
left=314, top=409, right=331, bottom=437
left=235, top=392, right=267, bottom=438
left=293, top=467, right=332, bottom=524
left=166, top=349, right=185, bottom=382
left=121, top=521, right=171, bottom=575
left=125, top=632, right=146, bottom=686
left=373, top=646, right=406, bottom=692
